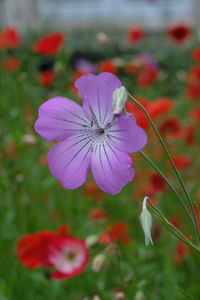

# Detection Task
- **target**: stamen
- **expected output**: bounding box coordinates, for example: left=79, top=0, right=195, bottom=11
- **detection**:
left=65, top=250, right=76, bottom=261
left=98, top=128, right=105, bottom=134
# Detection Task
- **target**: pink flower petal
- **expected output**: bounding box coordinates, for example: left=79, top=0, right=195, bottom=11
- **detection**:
left=48, top=134, right=93, bottom=189
left=75, top=72, right=121, bottom=126
left=35, top=96, right=90, bottom=141
left=91, top=142, right=135, bottom=194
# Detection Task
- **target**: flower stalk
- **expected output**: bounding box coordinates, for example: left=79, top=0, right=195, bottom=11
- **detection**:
left=145, top=197, right=200, bottom=254
left=139, top=151, right=194, bottom=227
left=127, top=91, right=200, bottom=245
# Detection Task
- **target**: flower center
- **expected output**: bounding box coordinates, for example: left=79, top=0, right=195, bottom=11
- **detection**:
left=64, top=250, right=76, bottom=262
left=98, top=128, right=105, bottom=134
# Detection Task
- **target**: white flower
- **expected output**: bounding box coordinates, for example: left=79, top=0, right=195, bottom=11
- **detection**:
left=140, top=197, right=153, bottom=247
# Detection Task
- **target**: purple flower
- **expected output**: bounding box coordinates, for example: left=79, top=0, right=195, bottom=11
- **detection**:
left=35, top=72, right=147, bottom=194
left=74, top=58, right=96, bottom=74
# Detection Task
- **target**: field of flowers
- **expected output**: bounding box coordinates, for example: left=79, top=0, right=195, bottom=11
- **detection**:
left=0, top=24, right=200, bottom=300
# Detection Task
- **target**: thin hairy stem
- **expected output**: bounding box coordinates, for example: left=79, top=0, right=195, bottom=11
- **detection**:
left=128, top=92, right=200, bottom=244
left=139, top=151, right=194, bottom=228
left=146, top=197, right=200, bottom=254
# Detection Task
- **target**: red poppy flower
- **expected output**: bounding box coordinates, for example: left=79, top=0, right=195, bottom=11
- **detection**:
left=191, top=46, right=200, bottom=61
left=98, top=59, right=118, bottom=74
left=0, top=32, right=6, bottom=49
left=190, top=107, right=200, bottom=121
left=159, top=117, right=181, bottom=137
left=89, top=208, right=107, bottom=220
left=33, top=32, right=64, bottom=55
left=171, top=154, right=192, bottom=170
left=137, top=66, right=158, bottom=87
left=39, top=70, right=54, bottom=87
left=70, top=70, right=87, bottom=94
left=174, top=240, right=191, bottom=265
left=127, top=26, right=145, bottom=44
left=48, top=235, right=89, bottom=279
left=186, top=65, right=200, bottom=99
left=16, top=230, right=54, bottom=268
left=150, top=173, right=166, bottom=191
left=148, top=97, right=173, bottom=119
left=126, top=97, right=150, bottom=129
left=16, top=225, right=89, bottom=279
left=100, top=221, right=130, bottom=244
left=126, top=96, right=172, bottom=130
left=152, top=224, right=161, bottom=241
left=83, top=181, right=104, bottom=201
left=168, top=215, right=181, bottom=229
left=167, top=23, right=191, bottom=44
left=125, top=61, right=138, bottom=74
left=0, top=26, right=20, bottom=49
left=3, top=56, right=21, bottom=71
left=186, top=84, right=200, bottom=100
left=182, top=125, right=195, bottom=145
left=189, top=65, right=200, bottom=80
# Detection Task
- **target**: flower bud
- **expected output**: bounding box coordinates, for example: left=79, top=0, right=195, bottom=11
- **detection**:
left=115, top=291, right=125, bottom=300
left=112, top=86, right=128, bottom=116
left=92, top=296, right=101, bottom=300
left=140, top=197, right=153, bottom=247
left=92, top=254, right=106, bottom=272
left=134, top=290, right=145, bottom=300
left=86, top=235, right=99, bottom=248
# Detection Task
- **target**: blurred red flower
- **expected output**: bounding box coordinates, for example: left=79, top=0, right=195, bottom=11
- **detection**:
left=0, top=26, right=20, bottom=49
left=126, top=96, right=173, bottom=129
left=16, top=225, right=89, bottom=279
left=152, top=224, right=162, bottom=241
left=126, top=97, right=150, bottom=129
left=186, top=84, right=200, bottom=99
left=186, top=65, right=200, bottom=99
left=0, top=33, right=6, bottom=49
left=127, top=26, right=145, bottom=44
left=148, top=97, right=173, bottom=119
left=159, top=117, right=181, bottom=137
left=167, top=23, right=191, bottom=44
left=190, top=107, right=200, bottom=121
left=16, top=230, right=53, bottom=268
left=174, top=240, right=191, bottom=265
left=33, top=32, right=64, bottom=55
left=84, top=181, right=104, bottom=201
left=39, top=70, right=54, bottom=86
left=3, top=56, right=21, bottom=71
left=137, top=66, right=158, bottom=87
left=89, top=207, right=107, bottom=220
left=191, top=46, right=200, bottom=61
left=125, top=61, right=138, bottom=74
left=100, top=221, right=130, bottom=244
left=171, top=155, right=192, bottom=170
left=70, top=70, right=87, bottom=94
left=150, top=173, right=166, bottom=191
left=168, top=215, right=181, bottom=229
left=189, top=65, right=200, bottom=80
left=182, top=125, right=195, bottom=146
left=98, top=59, right=118, bottom=74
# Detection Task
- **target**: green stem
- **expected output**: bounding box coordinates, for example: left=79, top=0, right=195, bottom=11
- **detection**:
left=146, top=197, right=200, bottom=254
left=128, top=92, right=200, bottom=244
left=107, top=233, right=126, bottom=290
left=139, top=151, right=194, bottom=228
